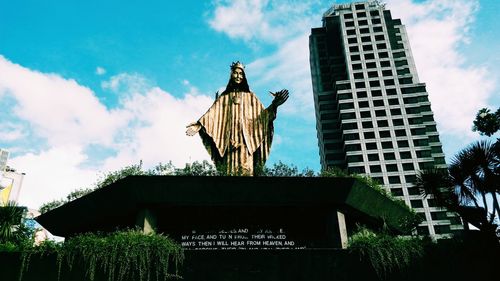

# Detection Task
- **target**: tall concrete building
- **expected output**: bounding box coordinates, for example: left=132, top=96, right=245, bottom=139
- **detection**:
left=309, top=1, right=462, bottom=237
left=0, top=149, right=8, bottom=172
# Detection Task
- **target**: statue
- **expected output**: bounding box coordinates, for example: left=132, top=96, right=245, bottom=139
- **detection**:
left=186, top=61, right=289, bottom=176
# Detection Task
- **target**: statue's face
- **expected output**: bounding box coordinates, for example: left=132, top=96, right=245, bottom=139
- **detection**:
left=231, top=68, right=244, bottom=84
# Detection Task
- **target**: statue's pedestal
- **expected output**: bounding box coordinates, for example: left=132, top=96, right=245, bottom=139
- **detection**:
left=37, top=176, right=412, bottom=249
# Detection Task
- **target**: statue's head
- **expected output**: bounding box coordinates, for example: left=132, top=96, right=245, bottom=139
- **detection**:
left=225, top=61, right=250, bottom=93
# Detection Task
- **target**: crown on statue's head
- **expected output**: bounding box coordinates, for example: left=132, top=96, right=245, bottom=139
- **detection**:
left=230, top=61, right=245, bottom=71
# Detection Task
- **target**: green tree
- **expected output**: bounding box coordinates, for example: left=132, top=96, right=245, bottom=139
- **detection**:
left=472, top=107, right=500, bottom=137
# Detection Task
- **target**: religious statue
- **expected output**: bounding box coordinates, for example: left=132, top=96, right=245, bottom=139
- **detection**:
left=186, top=61, right=289, bottom=176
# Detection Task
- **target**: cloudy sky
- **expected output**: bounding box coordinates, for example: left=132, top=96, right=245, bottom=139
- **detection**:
left=0, top=0, right=498, bottom=209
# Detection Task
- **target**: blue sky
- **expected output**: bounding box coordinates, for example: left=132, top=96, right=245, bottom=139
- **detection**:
left=0, top=0, right=498, bottom=209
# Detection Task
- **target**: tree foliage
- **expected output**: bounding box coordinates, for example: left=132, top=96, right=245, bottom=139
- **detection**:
left=472, top=107, right=500, bottom=137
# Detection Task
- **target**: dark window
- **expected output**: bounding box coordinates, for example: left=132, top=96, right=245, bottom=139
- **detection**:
left=359, top=28, right=369, bottom=34
left=384, top=152, right=395, bottom=160
left=360, top=111, right=371, bottom=118
left=368, top=153, right=379, bottom=161
left=382, top=141, right=393, bottom=149
left=366, top=142, right=378, bottom=150
left=416, top=150, right=432, bottom=158
left=391, top=108, right=402, bottom=115
left=400, top=151, right=412, bottom=159
left=347, top=29, right=356, bottom=36
left=340, top=112, right=356, bottom=119
left=386, top=88, right=397, bottom=95
left=389, top=176, right=401, bottom=184
left=431, top=212, right=448, bottom=220
left=319, top=103, right=335, bottom=110
left=377, top=120, right=389, bottom=128
left=395, top=60, right=408, bottom=67
left=344, top=133, right=359, bottom=140
left=321, top=113, right=336, bottom=121
left=391, top=188, right=403, bottom=196
left=348, top=37, right=358, bottom=44
left=351, top=54, right=361, bottom=61
left=395, top=129, right=406, bottom=136
left=380, top=61, right=391, bottom=67
left=384, top=79, right=395, bottom=86
left=379, top=130, right=390, bottom=137
left=368, top=71, right=378, bottom=78
left=388, top=99, right=399, bottom=105
left=357, top=12, right=366, bottom=17
left=349, top=166, right=365, bottom=174
left=356, top=91, right=367, bottom=98
left=354, top=72, right=364, bottom=79
left=434, top=225, right=451, bottom=235
left=370, top=10, right=380, bottom=17
left=417, top=226, right=429, bottom=235
left=361, top=36, right=371, bottom=43
left=397, top=68, right=410, bottom=75
left=366, top=62, right=376, bottom=68
left=344, top=13, right=353, bottom=19
left=355, top=4, right=365, bottom=10
left=397, top=140, right=409, bottom=147
left=372, top=18, right=381, bottom=24
left=347, top=155, right=363, bottom=162
left=413, top=139, right=429, bottom=146
left=358, top=19, right=368, bottom=26
left=375, top=34, right=385, bottom=41
left=408, top=187, right=420, bottom=195
left=419, top=161, right=434, bottom=170
left=403, top=163, right=415, bottom=171
left=369, top=80, right=380, bottom=87
left=342, top=122, right=358, bottom=130
left=393, top=51, right=406, bottom=58
left=371, top=89, right=382, bottom=96
left=337, top=93, right=352, bottom=100
left=365, top=53, right=375, bottom=60
left=375, top=110, right=386, bottom=117
left=349, top=45, right=359, bottom=52
left=345, top=21, right=355, bottom=27
left=429, top=136, right=440, bottom=143
left=355, top=81, right=366, bottom=88
left=399, top=78, right=413, bottom=84
left=345, top=144, right=361, bottom=151
left=411, top=200, right=423, bottom=208
left=382, top=69, right=392, bottom=76
left=393, top=119, right=404, bottom=126
left=362, top=121, right=373, bottom=128
left=370, top=165, right=382, bottom=172
left=411, top=128, right=426, bottom=136
left=379, top=52, right=389, bottom=58
left=386, top=164, right=398, bottom=172
left=431, top=146, right=443, bottom=154
left=359, top=101, right=369, bottom=108
left=353, top=63, right=362, bottom=70
left=401, top=85, right=426, bottom=95
left=364, top=131, right=375, bottom=138
left=373, top=100, right=384, bottom=107
left=339, top=103, right=354, bottom=110
left=373, top=26, right=383, bottom=32
left=363, top=44, right=373, bottom=51
left=435, top=157, right=446, bottom=165
left=406, top=175, right=417, bottom=184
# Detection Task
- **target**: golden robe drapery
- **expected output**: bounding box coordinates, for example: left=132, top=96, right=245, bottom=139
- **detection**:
left=197, top=91, right=276, bottom=175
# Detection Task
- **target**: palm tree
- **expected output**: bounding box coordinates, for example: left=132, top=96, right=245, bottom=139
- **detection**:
left=0, top=201, right=26, bottom=243
left=417, top=140, right=499, bottom=235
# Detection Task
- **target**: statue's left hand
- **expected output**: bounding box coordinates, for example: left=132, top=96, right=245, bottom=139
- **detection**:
left=270, top=89, right=289, bottom=108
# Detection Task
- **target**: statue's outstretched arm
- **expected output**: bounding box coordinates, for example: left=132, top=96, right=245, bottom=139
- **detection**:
left=270, top=89, right=289, bottom=109
left=186, top=122, right=202, bottom=136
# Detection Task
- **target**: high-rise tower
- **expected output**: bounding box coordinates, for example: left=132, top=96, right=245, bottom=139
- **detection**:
left=309, top=1, right=462, bottom=237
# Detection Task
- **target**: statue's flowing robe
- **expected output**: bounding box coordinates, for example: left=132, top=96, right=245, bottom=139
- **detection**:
left=197, top=91, right=276, bottom=175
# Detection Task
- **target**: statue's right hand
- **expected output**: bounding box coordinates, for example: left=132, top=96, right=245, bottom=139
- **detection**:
left=186, top=122, right=201, bottom=136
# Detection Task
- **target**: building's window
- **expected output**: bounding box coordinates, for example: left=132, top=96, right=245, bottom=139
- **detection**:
left=342, top=122, right=358, bottom=130
left=344, top=133, right=360, bottom=140
left=366, top=62, right=376, bottom=68
left=373, top=26, right=383, bottom=32
left=384, top=79, right=395, bottom=86
left=393, top=51, right=406, bottom=58
left=405, top=174, right=417, bottom=183
left=434, top=225, right=451, bottom=235
left=364, top=131, right=375, bottom=139
left=319, top=103, right=335, bottom=111
left=355, top=81, right=366, bottom=88
left=325, top=143, right=343, bottom=150
left=371, top=89, right=382, bottom=96
left=382, top=141, right=393, bottom=149
left=383, top=152, right=395, bottom=160
left=349, top=166, right=365, bottom=173
left=375, top=110, right=386, bottom=117
left=347, top=29, right=357, bottom=36
left=357, top=12, right=367, bottom=17
left=362, top=121, right=373, bottom=128
left=358, top=19, right=368, bottom=26
left=391, top=188, right=403, bottom=196
left=345, top=143, right=361, bottom=151
left=366, top=142, right=378, bottom=150
left=339, top=103, right=354, bottom=110
left=397, top=68, right=410, bottom=75
left=363, top=44, right=373, bottom=51
left=352, top=63, right=362, bottom=70
left=385, top=89, right=398, bottom=96
left=356, top=91, right=367, bottom=98
left=360, top=111, right=371, bottom=118
left=379, top=52, right=389, bottom=58
left=391, top=108, right=402, bottom=115
left=393, top=119, right=404, bottom=126
left=318, top=94, right=333, bottom=102
left=373, top=100, right=384, bottom=107
left=354, top=72, right=364, bottom=79
left=395, top=60, right=408, bottom=67
left=368, top=153, right=379, bottom=161
left=411, top=128, right=426, bottom=136
left=373, top=177, right=384, bottom=184
left=413, top=139, right=429, bottom=147
left=380, top=60, right=391, bottom=67
left=379, top=130, right=390, bottom=137
left=338, top=93, right=353, bottom=100
left=394, top=129, right=406, bottom=136
left=365, top=53, right=375, bottom=60
left=411, top=200, right=423, bottom=208
left=428, top=136, right=440, bottom=143
left=388, top=99, right=399, bottom=105
left=389, top=176, right=401, bottom=184
left=378, top=120, right=389, bottom=128
left=402, top=163, right=415, bottom=171
left=370, top=165, right=382, bottom=173
left=321, top=123, right=336, bottom=130
left=359, top=27, right=369, bottom=34
left=431, top=212, right=448, bottom=220
left=431, top=146, right=443, bottom=154
left=407, top=187, right=420, bottom=195
left=422, top=114, right=434, bottom=122
left=349, top=45, right=359, bottom=52
left=419, top=161, right=434, bottom=170
left=348, top=37, right=358, bottom=44
left=361, top=36, right=371, bottom=43
left=397, top=140, right=409, bottom=147
left=369, top=80, right=380, bottom=87
left=382, top=69, right=392, bottom=76
left=370, top=10, right=380, bottom=17
left=355, top=3, right=365, bottom=10
left=376, top=43, right=387, bottom=49
left=372, top=18, right=381, bottom=24
left=340, top=112, right=356, bottom=119
left=336, top=83, right=351, bottom=90
left=347, top=155, right=363, bottom=162
left=401, top=85, right=426, bottom=95
left=345, top=21, right=355, bottom=27
left=367, top=71, right=378, bottom=78
left=400, top=151, right=412, bottom=159
left=351, top=54, right=361, bottom=61
left=399, top=78, right=413, bottom=84
left=320, top=113, right=336, bottom=121
left=386, top=164, right=398, bottom=172
left=416, top=150, right=432, bottom=158
left=435, top=157, right=446, bottom=165
left=417, top=226, right=429, bottom=235
left=344, top=13, right=353, bottom=19
left=359, top=101, right=369, bottom=108
left=375, top=34, right=385, bottom=41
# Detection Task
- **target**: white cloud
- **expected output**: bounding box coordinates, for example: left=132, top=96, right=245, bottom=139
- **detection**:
left=0, top=56, right=214, bottom=209
left=208, top=0, right=315, bottom=43
left=95, top=66, right=106, bottom=75
left=0, top=122, right=26, bottom=141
